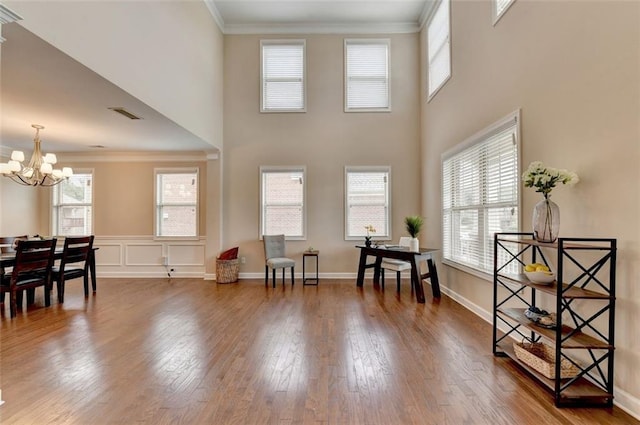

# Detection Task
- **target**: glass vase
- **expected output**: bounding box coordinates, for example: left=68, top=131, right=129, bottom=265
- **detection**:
left=532, top=197, right=560, bottom=243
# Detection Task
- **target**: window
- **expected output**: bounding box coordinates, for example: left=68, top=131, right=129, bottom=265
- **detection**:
left=260, top=40, right=306, bottom=112
left=442, top=111, right=520, bottom=276
left=52, top=171, right=93, bottom=236
left=493, top=0, right=516, bottom=25
left=155, top=168, right=199, bottom=238
left=427, top=0, right=451, bottom=100
left=344, top=39, right=390, bottom=112
left=345, top=166, right=390, bottom=240
left=260, top=167, right=306, bottom=239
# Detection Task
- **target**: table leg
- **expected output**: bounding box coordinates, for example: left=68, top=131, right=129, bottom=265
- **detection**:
left=372, top=256, right=382, bottom=285
left=89, top=250, right=97, bottom=292
left=356, top=250, right=367, bottom=287
left=427, top=258, right=441, bottom=298
left=411, top=255, right=426, bottom=303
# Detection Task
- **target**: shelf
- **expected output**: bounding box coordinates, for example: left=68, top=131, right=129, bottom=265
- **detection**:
left=497, top=308, right=612, bottom=349
left=493, top=233, right=616, bottom=407
left=496, top=342, right=613, bottom=401
left=495, top=237, right=613, bottom=250
left=496, top=273, right=612, bottom=299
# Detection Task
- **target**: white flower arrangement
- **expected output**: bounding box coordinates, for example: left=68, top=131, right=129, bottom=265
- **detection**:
left=522, top=161, right=579, bottom=198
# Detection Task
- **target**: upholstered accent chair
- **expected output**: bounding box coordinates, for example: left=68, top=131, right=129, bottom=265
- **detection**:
left=263, top=234, right=295, bottom=288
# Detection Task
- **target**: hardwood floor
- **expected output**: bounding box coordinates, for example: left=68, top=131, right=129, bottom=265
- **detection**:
left=1, top=278, right=637, bottom=425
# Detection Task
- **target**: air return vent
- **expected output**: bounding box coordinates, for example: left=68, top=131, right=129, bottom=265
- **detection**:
left=108, top=107, right=142, bottom=120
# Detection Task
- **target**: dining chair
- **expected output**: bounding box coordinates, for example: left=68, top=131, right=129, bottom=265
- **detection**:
left=52, top=235, right=95, bottom=303
left=380, top=236, right=413, bottom=293
left=0, top=238, right=57, bottom=318
left=263, top=234, right=295, bottom=288
left=0, top=235, right=27, bottom=253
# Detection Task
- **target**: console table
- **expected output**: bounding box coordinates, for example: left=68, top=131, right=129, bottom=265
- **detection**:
left=355, top=245, right=440, bottom=303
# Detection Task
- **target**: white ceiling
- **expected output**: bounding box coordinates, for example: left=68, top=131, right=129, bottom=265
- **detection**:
left=1, top=0, right=431, bottom=155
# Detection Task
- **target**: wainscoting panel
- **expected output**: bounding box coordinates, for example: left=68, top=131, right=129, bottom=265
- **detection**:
left=167, top=244, right=206, bottom=266
left=94, top=236, right=206, bottom=278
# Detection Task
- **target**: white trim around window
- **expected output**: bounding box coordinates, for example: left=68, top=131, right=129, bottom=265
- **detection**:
left=427, top=0, right=451, bottom=102
left=260, top=166, right=307, bottom=240
left=441, top=110, right=521, bottom=278
left=344, top=38, right=391, bottom=112
left=51, top=169, right=94, bottom=237
left=260, top=39, right=306, bottom=113
left=154, top=167, right=200, bottom=240
left=493, top=0, right=516, bottom=26
left=344, top=166, right=391, bottom=241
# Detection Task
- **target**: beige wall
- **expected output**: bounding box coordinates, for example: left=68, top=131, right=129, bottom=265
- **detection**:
left=421, top=0, right=640, bottom=409
left=223, top=33, right=421, bottom=274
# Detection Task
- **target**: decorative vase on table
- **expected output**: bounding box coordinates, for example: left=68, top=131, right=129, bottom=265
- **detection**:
left=365, top=237, right=372, bottom=247
left=409, top=237, right=419, bottom=252
left=532, top=196, right=560, bottom=243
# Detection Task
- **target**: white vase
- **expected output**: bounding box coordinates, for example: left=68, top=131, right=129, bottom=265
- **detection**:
left=409, top=237, right=419, bottom=252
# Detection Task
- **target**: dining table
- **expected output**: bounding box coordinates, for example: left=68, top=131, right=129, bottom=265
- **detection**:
left=0, top=246, right=98, bottom=293
left=355, top=244, right=441, bottom=303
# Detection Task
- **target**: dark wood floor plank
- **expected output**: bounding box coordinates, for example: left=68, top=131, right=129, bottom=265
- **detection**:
left=0, top=278, right=637, bottom=424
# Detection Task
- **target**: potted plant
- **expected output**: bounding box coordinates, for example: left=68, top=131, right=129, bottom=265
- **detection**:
left=404, top=215, right=424, bottom=252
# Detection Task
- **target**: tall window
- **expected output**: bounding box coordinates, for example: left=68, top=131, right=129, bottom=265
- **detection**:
left=52, top=171, right=93, bottom=236
left=261, top=40, right=306, bottom=112
left=442, top=111, right=520, bottom=276
left=260, top=166, right=306, bottom=239
left=493, top=0, right=516, bottom=25
left=345, top=166, right=391, bottom=240
left=155, top=168, right=199, bottom=238
left=344, top=39, right=390, bottom=112
left=427, top=0, right=451, bottom=100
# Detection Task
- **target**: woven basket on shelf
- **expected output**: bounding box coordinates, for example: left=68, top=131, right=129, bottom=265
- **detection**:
left=216, top=258, right=239, bottom=284
left=513, top=341, right=579, bottom=379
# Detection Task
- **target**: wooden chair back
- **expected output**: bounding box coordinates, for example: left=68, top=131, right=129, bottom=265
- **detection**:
left=59, top=236, right=94, bottom=273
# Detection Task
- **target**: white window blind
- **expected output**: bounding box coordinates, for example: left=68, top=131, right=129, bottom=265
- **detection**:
left=493, top=0, right=516, bottom=24
left=52, top=172, right=93, bottom=236
left=345, top=39, right=390, bottom=111
left=261, top=40, right=306, bottom=112
left=260, top=167, right=306, bottom=239
left=345, top=167, right=390, bottom=239
left=155, top=169, right=199, bottom=238
left=442, top=112, right=520, bottom=276
left=427, top=0, right=451, bottom=99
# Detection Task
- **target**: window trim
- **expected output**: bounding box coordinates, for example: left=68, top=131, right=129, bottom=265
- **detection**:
left=427, top=0, right=451, bottom=102
left=260, top=39, right=307, bottom=113
left=344, top=38, right=391, bottom=113
left=493, top=0, right=516, bottom=26
left=441, top=110, right=521, bottom=279
left=344, top=165, right=392, bottom=241
left=154, top=167, right=200, bottom=241
left=259, top=165, right=307, bottom=241
left=51, top=168, right=94, bottom=237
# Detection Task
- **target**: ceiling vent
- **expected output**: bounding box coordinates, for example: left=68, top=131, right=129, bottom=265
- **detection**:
left=108, top=107, right=142, bottom=120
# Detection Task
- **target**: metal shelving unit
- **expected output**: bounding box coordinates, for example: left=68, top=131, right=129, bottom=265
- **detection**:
left=492, top=232, right=616, bottom=407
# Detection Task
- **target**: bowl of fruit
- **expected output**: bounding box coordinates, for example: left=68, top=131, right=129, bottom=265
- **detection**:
left=524, top=263, right=555, bottom=284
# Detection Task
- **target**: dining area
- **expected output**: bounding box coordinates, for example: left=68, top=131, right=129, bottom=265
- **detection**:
left=0, top=235, right=96, bottom=318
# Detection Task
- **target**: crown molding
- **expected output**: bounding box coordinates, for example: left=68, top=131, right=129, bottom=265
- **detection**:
left=203, top=0, right=225, bottom=33
left=0, top=4, right=22, bottom=25
left=0, top=3, right=22, bottom=43
left=418, top=0, right=437, bottom=29
left=224, top=21, right=420, bottom=35
left=57, top=150, right=217, bottom=163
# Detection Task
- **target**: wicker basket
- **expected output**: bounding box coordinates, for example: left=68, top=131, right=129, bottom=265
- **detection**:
left=513, top=341, right=579, bottom=379
left=216, top=258, right=239, bottom=284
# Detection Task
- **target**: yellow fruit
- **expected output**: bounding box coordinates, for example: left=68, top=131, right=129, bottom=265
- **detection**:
left=524, top=265, right=536, bottom=272
left=536, top=265, right=550, bottom=272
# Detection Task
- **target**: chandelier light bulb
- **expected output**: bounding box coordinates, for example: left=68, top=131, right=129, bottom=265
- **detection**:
left=11, top=151, right=25, bottom=162
left=62, top=167, right=73, bottom=177
left=44, top=153, right=57, bottom=164
left=23, top=168, right=34, bottom=178
left=40, top=163, right=53, bottom=174
left=52, top=169, right=63, bottom=178
left=8, top=160, right=21, bottom=172
left=0, top=163, right=10, bottom=174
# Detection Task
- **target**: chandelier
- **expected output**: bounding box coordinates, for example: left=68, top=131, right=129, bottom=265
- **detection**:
left=0, top=124, right=73, bottom=186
